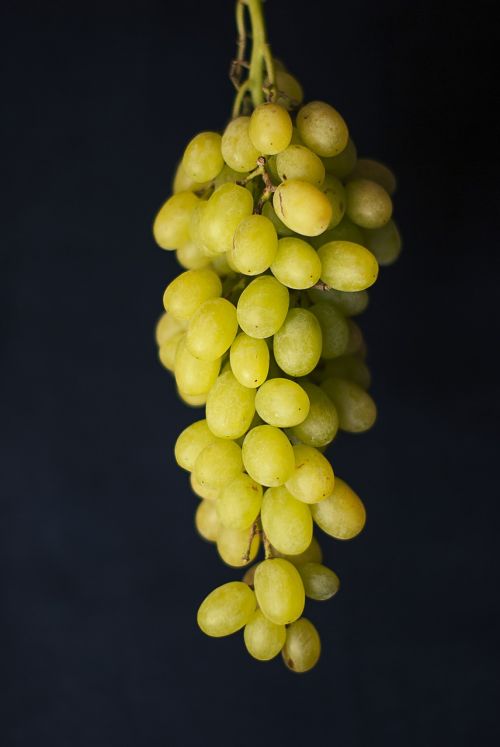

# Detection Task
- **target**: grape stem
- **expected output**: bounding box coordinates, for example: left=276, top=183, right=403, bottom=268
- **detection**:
left=312, top=281, right=332, bottom=291
left=232, top=0, right=275, bottom=117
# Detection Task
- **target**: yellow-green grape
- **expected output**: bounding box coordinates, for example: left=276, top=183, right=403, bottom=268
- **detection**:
left=321, top=174, right=346, bottom=228
left=322, top=138, right=357, bottom=179
left=197, top=581, right=256, bottom=637
left=182, top=131, right=224, bottom=183
left=345, top=178, right=393, bottom=229
left=174, top=337, right=221, bottom=396
left=195, top=499, right=220, bottom=542
left=307, top=285, right=369, bottom=316
left=242, top=424, right=295, bottom=487
left=261, top=201, right=295, bottom=237
left=255, top=378, right=310, bottom=428
left=290, top=381, right=339, bottom=448
left=158, top=331, right=184, bottom=372
left=310, top=303, right=349, bottom=359
left=230, top=332, right=270, bottom=388
left=189, top=201, right=210, bottom=253
left=261, top=485, right=313, bottom=555
left=217, top=473, right=262, bottom=531
left=193, top=439, right=243, bottom=491
left=254, top=558, right=305, bottom=625
left=363, top=219, right=402, bottom=266
left=272, top=535, right=323, bottom=566
left=237, top=276, right=289, bottom=339
left=230, top=214, right=278, bottom=275
left=282, top=618, right=321, bottom=672
left=186, top=298, right=238, bottom=361
left=318, top=241, right=379, bottom=292
left=270, top=236, right=322, bottom=289
left=242, top=563, right=259, bottom=587
left=298, top=562, right=340, bottom=601
left=172, top=161, right=210, bottom=194
left=221, top=116, right=261, bottom=172
left=176, top=242, right=211, bottom=270
left=211, top=252, right=234, bottom=276
left=285, top=444, right=334, bottom=504
left=309, top=215, right=365, bottom=249
left=174, top=419, right=218, bottom=472
left=344, top=319, right=366, bottom=357
left=274, top=70, right=304, bottom=110
left=217, top=525, right=260, bottom=567
left=290, top=126, right=303, bottom=145
left=296, top=100, right=348, bottom=157
left=244, top=609, right=286, bottom=661
left=320, top=355, right=371, bottom=390
left=190, top=471, right=220, bottom=501
left=200, top=182, right=254, bottom=255
left=322, top=376, right=376, bottom=433
left=276, top=144, right=325, bottom=186
left=177, top=390, right=207, bottom=407
left=311, top=476, right=366, bottom=539
left=350, top=157, right=397, bottom=195
left=206, top=370, right=256, bottom=439
left=163, top=268, right=222, bottom=321
left=273, top=308, right=322, bottom=377
left=155, top=312, right=187, bottom=347
left=273, top=180, right=332, bottom=236
left=248, top=102, right=293, bottom=155
left=153, top=191, right=200, bottom=250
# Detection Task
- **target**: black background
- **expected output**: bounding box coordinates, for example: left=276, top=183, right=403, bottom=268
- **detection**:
left=1, top=1, right=499, bottom=745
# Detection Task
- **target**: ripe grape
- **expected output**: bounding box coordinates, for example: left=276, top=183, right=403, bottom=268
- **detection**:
left=242, top=424, right=295, bottom=487
left=318, top=240, right=379, bottom=292
left=282, top=618, right=321, bottom=672
left=244, top=609, right=286, bottom=660
left=197, top=582, right=256, bottom=637
left=230, top=332, right=270, bottom=388
left=236, top=275, right=289, bottom=338
left=273, top=179, right=332, bottom=236
left=254, top=558, right=305, bottom=625
left=285, top=444, right=335, bottom=504
left=296, top=100, right=349, bottom=157
left=255, top=378, right=310, bottom=428
left=217, top=473, right=263, bottom=531
left=311, top=476, right=366, bottom=539
left=182, top=131, right=224, bottom=182
left=273, top=308, right=322, bottom=376
left=221, top=116, right=262, bottom=172
left=230, top=214, right=278, bottom=275
left=248, top=102, right=293, bottom=154
left=270, top=236, right=322, bottom=289
left=261, top=485, right=313, bottom=555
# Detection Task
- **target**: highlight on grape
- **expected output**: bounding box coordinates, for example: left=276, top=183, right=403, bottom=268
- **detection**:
left=152, top=0, right=401, bottom=673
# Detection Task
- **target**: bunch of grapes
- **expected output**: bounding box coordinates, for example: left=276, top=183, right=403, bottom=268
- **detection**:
left=152, top=0, right=401, bottom=673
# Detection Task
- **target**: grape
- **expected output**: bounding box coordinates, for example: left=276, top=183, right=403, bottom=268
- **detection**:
left=217, top=525, right=260, bottom=567
left=318, top=241, right=379, bottom=292
left=261, top=485, right=313, bottom=555
left=197, top=582, right=256, bottom=637
left=172, top=161, right=210, bottom=194
left=174, top=419, right=218, bottom=472
left=230, top=214, right=278, bottom=275
left=211, top=253, right=234, bottom=277
left=273, top=179, right=332, bottom=236
left=350, top=158, right=397, bottom=195
left=186, top=298, right=238, bottom=361
left=178, top=390, right=207, bottom=407
left=254, top=558, right=305, bottom=625
left=321, top=377, right=377, bottom=433
left=155, top=312, right=187, bottom=347
left=282, top=618, right=321, bottom=672
left=322, top=138, right=357, bottom=179
left=189, top=201, right=211, bottom=253
left=298, top=562, right=340, bottom=601
left=176, top=241, right=211, bottom=270
left=344, top=319, right=366, bottom=357
left=296, top=101, right=349, bottom=157
left=270, top=236, right=322, bottom=289
left=309, top=303, right=349, bottom=360
left=319, top=355, right=372, bottom=390
left=236, top=275, right=289, bottom=339
left=174, top=337, right=221, bottom=396
left=306, top=285, right=369, bottom=316
left=244, top=609, right=286, bottom=661
left=285, top=444, right=335, bottom=504
left=345, top=178, right=393, bottom=229
left=255, top=378, right=310, bottom=428
left=261, top=200, right=295, bottom=237
left=193, top=439, right=243, bottom=491
left=230, top=332, right=270, bottom=388
left=182, top=131, right=224, bottom=183
left=153, top=191, right=200, bottom=250
left=190, top=471, right=220, bottom=502
left=276, top=144, right=325, bottom=186
left=274, top=70, right=304, bottom=109
left=321, top=174, right=346, bottom=228
left=195, top=500, right=221, bottom=542
left=289, top=381, right=339, bottom=448
left=311, top=476, right=366, bottom=539
left=217, top=473, right=263, bottom=530
left=272, top=535, right=323, bottom=566
left=163, top=268, right=222, bottom=321
left=221, top=116, right=261, bottom=172
left=242, top=563, right=259, bottom=587
left=200, top=182, right=254, bottom=255
left=214, top=164, right=249, bottom=188
left=158, top=331, right=184, bottom=372
left=309, top=215, right=365, bottom=249
left=248, top=102, right=293, bottom=154
left=273, top=308, right=322, bottom=376
left=242, top=424, right=295, bottom=487
left=363, top=219, right=402, bottom=266
left=205, top=370, right=256, bottom=439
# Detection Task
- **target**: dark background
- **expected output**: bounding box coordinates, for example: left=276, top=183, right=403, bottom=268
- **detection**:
left=1, top=0, right=498, bottom=744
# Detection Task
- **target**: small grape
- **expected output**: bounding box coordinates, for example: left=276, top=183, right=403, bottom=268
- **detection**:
left=273, top=308, right=322, bottom=377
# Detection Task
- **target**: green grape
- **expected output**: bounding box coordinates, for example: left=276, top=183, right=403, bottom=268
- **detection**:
left=344, top=319, right=366, bottom=356
left=153, top=191, right=200, bottom=250
left=195, top=499, right=221, bottom=542
left=176, top=241, right=211, bottom=270
left=217, top=473, right=263, bottom=530
left=158, top=331, right=184, bottom=372
left=322, top=138, right=357, bottom=179
left=309, top=215, right=365, bottom=249
left=296, top=100, right=349, bottom=157
left=285, top=444, right=335, bottom=504
left=177, top=389, right=207, bottom=407
left=254, top=558, right=305, bottom=625
left=236, top=275, right=289, bottom=339
left=255, top=378, right=310, bottom=428
left=261, top=485, right=313, bottom=555
left=217, top=525, right=260, bottom=567
left=248, top=102, right=293, bottom=155
left=190, top=471, right=220, bottom=501
left=321, top=174, right=346, bottom=228
left=230, top=214, right=278, bottom=275
left=309, top=303, right=349, bottom=359
left=230, top=332, right=270, bottom=388
left=242, top=562, right=259, bottom=587
left=174, top=337, right=221, bottom=395
left=306, top=285, right=369, bottom=316
left=282, top=618, right=321, bottom=672
left=174, top=419, right=218, bottom=472
left=273, top=179, right=332, bottom=236
left=200, top=182, right=254, bottom=255
left=182, top=131, right=224, bottom=183
left=211, top=252, right=234, bottom=276
left=155, top=312, right=187, bottom=347
left=274, top=70, right=304, bottom=109
left=272, top=535, right=323, bottom=566
left=189, top=201, right=211, bottom=253
left=350, top=157, right=397, bottom=195
left=363, top=219, right=402, bottom=266
left=322, top=376, right=376, bottom=433
left=172, top=161, right=210, bottom=194
left=270, top=236, right=322, bottom=289
left=197, top=581, right=256, bottom=637
left=290, top=381, right=339, bottom=448
left=273, top=308, right=322, bottom=377
left=186, top=298, right=238, bottom=361
left=206, top=370, right=256, bottom=439
left=242, top=424, right=295, bottom=487
left=163, top=268, right=222, bottom=321
left=319, top=355, right=371, bottom=390
left=244, top=609, right=286, bottom=661
left=298, top=562, right=340, bottom=601
left=276, top=144, right=325, bottom=186
left=318, top=241, right=379, bottom=292
left=311, top=476, right=366, bottom=539
left=193, top=439, right=243, bottom=490
left=221, top=116, right=261, bottom=172
left=345, top=178, right=393, bottom=229
left=261, top=200, right=295, bottom=237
